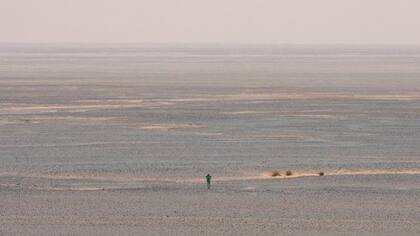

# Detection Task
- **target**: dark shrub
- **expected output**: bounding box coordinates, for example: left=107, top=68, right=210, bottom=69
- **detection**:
left=271, top=171, right=281, bottom=177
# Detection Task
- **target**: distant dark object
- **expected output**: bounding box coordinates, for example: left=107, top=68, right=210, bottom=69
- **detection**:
left=318, top=172, right=325, bottom=176
left=285, top=171, right=293, bottom=176
left=271, top=171, right=281, bottom=177
left=206, top=174, right=212, bottom=189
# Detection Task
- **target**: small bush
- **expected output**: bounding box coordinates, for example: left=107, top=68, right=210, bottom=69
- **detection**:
left=271, top=171, right=281, bottom=177
left=285, top=171, right=292, bottom=176
left=318, top=172, right=324, bottom=176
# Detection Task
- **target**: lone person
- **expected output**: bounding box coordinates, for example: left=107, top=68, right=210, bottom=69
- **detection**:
left=206, top=174, right=212, bottom=189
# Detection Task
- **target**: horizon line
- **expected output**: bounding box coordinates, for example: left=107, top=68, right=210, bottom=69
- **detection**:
left=1, top=42, right=420, bottom=47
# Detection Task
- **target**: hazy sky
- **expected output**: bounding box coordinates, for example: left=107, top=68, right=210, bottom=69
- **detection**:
left=1, top=0, right=420, bottom=44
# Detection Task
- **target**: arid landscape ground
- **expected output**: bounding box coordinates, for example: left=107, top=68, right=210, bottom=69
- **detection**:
left=1, top=44, right=420, bottom=235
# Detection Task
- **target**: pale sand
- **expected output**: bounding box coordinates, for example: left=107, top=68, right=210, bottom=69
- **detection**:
left=0, top=104, right=145, bottom=114
left=213, top=93, right=420, bottom=101
left=2, top=168, right=420, bottom=186
left=222, top=111, right=335, bottom=119
left=0, top=100, right=175, bottom=115
left=140, top=123, right=206, bottom=131
left=0, top=116, right=115, bottom=125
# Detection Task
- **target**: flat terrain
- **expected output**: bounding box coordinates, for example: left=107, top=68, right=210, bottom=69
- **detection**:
left=1, top=44, right=420, bottom=235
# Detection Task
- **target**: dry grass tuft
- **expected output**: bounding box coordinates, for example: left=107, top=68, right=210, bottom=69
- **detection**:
left=318, top=172, right=325, bottom=176
left=285, top=171, right=293, bottom=176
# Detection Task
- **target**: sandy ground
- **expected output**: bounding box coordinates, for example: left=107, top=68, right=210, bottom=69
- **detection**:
left=2, top=44, right=420, bottom=235
left=1, top=174, right=420, bottom=236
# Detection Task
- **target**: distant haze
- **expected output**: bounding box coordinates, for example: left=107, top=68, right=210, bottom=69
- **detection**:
left=1, top=0, right=420, bottom=44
